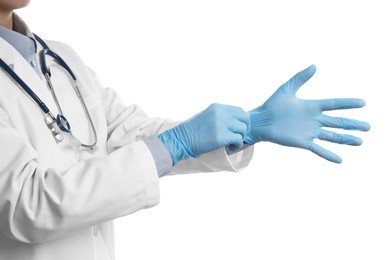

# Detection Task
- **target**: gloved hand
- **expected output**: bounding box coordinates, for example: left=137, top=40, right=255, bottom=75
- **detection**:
left=244, top=65, right=370, bottom=163
left=158, top=104, right=250, bottom=165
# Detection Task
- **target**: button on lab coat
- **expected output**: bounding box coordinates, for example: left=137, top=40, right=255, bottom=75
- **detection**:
left=0, top=37, right=253, bottom=260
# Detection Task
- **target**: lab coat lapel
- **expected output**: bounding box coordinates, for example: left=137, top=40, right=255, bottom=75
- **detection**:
left=0, top=38, right=14, bottom=66
left=0, top=38, right=58, bottom=115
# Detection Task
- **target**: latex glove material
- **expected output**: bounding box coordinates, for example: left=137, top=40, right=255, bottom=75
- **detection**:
left=158, top=104, right=250, bottom=165
left=244, top=65, right=370, bottom=163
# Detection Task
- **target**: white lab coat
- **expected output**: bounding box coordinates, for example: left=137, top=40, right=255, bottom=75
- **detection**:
left=0, top=37, right=253, bottom=260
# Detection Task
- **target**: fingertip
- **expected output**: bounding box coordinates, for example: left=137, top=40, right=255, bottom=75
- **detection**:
left=363, top=122, right=371, bottom=131
left=309, top=64, right=317, bottom=72
left=289, top=64, right=317, bottom=93
left=304, top=64, right=316, bottom=76
left=358, top=121, right=371, bottom=131
left=299, top=64, right=317, bottom=83
left=356, top=99, right=366, bottom=107
left=333, top=156, right=343, bottom=164
left=327, top=153, right=342, bottom=164
left=354, top=137, right=363, bottom=146
left=309, top=143, right=342, bottom=164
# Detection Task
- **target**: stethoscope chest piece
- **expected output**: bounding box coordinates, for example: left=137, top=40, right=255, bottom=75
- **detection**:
left=44, top=113, right=65, bottom=143
left=56, top=114, right=71, bottom=133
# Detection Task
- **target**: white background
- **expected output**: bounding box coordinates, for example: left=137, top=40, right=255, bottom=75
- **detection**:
left=19, top=1, right=388, bottom=259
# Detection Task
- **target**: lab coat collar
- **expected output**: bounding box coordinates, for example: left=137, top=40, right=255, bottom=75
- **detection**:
left=0, top=13, right=37, bottom=61
left=0, top=12, right=34, bottom=38
left=12, top=12, right=35, bottom=38
left=0, top=37, right=40, bottom=80
left=0, top=37, right=14, bottom=66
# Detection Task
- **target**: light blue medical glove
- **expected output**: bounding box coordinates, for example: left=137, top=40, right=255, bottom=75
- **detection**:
left=244, top=64, right=371, bottom=163
left=158, top=104, right=250, bottom=165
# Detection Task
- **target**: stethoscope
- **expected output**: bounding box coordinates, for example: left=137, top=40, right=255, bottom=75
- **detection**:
left=0, top=34, right=97, bottom=150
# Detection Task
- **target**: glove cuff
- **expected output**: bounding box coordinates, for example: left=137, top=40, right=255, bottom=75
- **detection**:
left=243, top=108, right=267, bottom=145
left=158, top=129, right=197, bottom=166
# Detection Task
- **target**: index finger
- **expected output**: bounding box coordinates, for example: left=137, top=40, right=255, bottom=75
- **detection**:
left=318, top=98, right=366, bottom=111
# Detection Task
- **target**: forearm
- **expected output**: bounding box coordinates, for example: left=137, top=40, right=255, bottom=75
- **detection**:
left=0, top=140, right=159, bottom=243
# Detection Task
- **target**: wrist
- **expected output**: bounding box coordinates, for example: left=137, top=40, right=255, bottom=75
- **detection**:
left=157, top=129, right=195, bottom=166
left=244, top=107, right=268, bottom=145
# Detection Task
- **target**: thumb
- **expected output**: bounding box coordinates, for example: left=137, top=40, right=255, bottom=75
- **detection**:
left=282, top=64, right=316, bottom=95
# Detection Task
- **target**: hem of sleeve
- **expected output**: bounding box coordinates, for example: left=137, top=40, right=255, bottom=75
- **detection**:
left=169, top=144, right=254, bottom=175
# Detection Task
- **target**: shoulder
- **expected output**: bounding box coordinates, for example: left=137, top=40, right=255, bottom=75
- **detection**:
left=40, top=39, right=98, bottom=90
left=42, top=39, right=92, bottom=78
left=44, top=40, right=84, bottom=64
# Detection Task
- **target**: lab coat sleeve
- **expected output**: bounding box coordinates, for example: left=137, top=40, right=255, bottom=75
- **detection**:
left=90, top=69, right=172, bottom=153
left=0, top=106, right=159, bottom=243
left=91, top=70, right=254, bottom=175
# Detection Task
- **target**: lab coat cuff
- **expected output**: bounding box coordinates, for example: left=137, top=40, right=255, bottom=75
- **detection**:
left=143, top=136, right=173, bottom=177
left=169, top=144, right=254, bottom=175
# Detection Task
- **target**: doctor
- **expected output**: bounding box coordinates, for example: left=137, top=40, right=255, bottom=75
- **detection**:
left=0, top=1, right=370, bottom=260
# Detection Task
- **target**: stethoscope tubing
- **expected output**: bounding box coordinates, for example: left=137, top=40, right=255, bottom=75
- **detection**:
left=0, top=34, right=98, bottom=150
left=0, top=58, right=51, bottom=114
